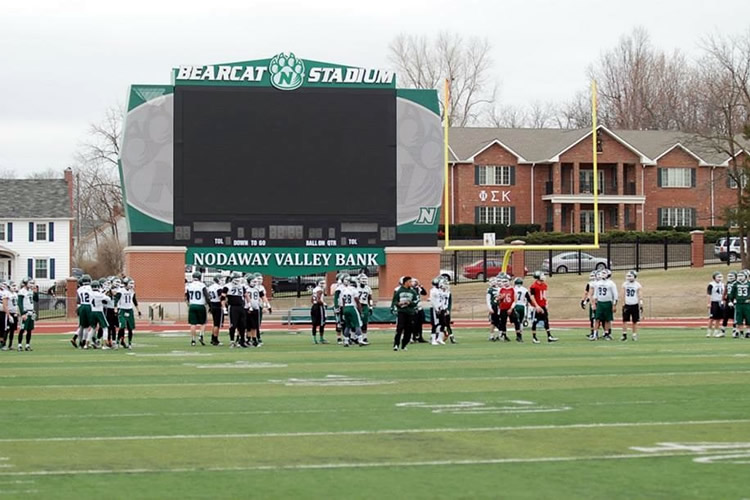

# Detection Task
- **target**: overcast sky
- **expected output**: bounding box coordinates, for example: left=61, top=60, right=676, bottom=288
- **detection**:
left=1, top=0, right=749, bottom=176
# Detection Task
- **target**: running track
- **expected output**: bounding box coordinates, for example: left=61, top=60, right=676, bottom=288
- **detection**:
left=32, top=318, right=709, bottom=334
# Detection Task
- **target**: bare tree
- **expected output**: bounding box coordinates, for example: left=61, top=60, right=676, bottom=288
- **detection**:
left=692, top=32, right=750, bottom=265
left=487, top=104, right=526, bottom=128
left=556, top=90, right=594, bottom=128
left=72, top=104, right=125, bottom=260
left=389, top=32, right=497, bottom=126
left=0, top=167, right=17, bottom=179
left=26, top=168, right=61, bottom=180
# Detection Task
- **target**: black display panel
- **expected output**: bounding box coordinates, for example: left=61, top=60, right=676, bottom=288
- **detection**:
left=174, top=86, right=396, bottom=222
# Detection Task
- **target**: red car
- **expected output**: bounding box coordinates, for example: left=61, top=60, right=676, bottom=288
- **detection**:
left=462, top=259, right=528, bottom=280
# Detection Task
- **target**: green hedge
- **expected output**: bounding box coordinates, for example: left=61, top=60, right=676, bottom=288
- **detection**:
left=523, top=229, right=735, bottom=245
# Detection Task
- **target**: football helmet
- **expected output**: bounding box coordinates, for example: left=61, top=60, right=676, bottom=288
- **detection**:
left=317, top=279, right=326, bottom=289
left=533, top=270, right=546, bottom=281
left=231, top=272, right=242, bottom=285
left=603, top=269, right=612, bottom=279
left=439, top=279, right=449, bottom=290
left=626, top=270, right=637, bottom=282
left=113, top=278, right=122, bottom=289
left=127, top=279, right=135, bottom=290
left=589, top=270, right=597, bottom=280
left=596, top=269, right=607, bottom=280
left=342, top=275, right=352, bottom=286
left=9, top=282, right=17, bottom=293
left=20, top=277, right=30, bottom=287
left=738, top=270, right=749, bottom=283
left=91, top=280, right=100, bottom=290
left=81, top=274, right=92, bottom=285
left=358, top=273, right=368, bottom=286
left=514, top=277, right=523, bottom=286
left=727, top=271, right=737, bottom=283
left=192, top=271, right=201, bottom=281
left=499, top=275, right=511, bottom=287
left=431, top=276, right=441, bottom=287
left=712, top=271, right=723, bottom=283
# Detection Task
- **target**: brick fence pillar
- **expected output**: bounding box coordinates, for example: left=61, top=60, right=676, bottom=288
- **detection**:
left=691, top=230, right=705, bottom=268
left=510, top=240, right=526, bottom=277
left=66, top=276, right=78, bottom=319
left=378, top=247, right=441, bottom=302
left=123, top=246, right=187, bottom=302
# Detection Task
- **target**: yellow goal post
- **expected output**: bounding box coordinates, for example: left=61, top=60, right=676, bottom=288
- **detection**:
left=442, top=80, right=601, bottom=274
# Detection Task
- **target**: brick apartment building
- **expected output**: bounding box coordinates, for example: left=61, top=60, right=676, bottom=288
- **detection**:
left=448, top=126, right=746, bottom=232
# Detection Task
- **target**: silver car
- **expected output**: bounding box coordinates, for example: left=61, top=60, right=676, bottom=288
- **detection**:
left=542, top=252, right=608, bottom=274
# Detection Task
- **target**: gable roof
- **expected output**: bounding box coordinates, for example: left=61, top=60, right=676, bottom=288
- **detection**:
left=449, top=126, right=749, bottom=166
left=0, top=179, right=72, bottom=219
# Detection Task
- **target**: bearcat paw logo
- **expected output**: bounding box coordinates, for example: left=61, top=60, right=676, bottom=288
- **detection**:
left=269, top=52, right=305, bottom=90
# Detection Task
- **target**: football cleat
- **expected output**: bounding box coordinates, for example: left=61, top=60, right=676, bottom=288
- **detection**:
left=547, top=335, right=558, bottom=342
left=532, top=337, right=540, bottom=344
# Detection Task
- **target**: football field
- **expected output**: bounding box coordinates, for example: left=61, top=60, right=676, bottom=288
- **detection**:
left=1, top=327, right=748, bottom=499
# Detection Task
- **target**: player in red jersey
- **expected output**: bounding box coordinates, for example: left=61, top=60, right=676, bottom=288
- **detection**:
left=529, top=271, right=559, bottom=343
left=496, top=273, right=520, bottom=342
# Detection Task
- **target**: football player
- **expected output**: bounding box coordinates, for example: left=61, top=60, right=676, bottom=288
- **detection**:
left=103, top=279, right=118, bottom=348
left=496, top=273, right=519, bottom=342
left=207, top=276, right=226, bottom=346
left=186, top=271, right=209, bottom=346
left=391, top=276, right=419, bottom=351
left=728, top=270, right=750, bottom=339
left=253, top=273, right=270, bottom=346
left=591, top=269, right=618, bottom=341
left=357, top=274, right=373, bottom=344
left=115, top=278, right=141, bottom=349
left=430, top=276, right=446, bottom=345
left=621, top=270, right=643, bottom=341
left=0, top=280, right=10, bottom=349
left=88, top=280, right=111, bottom=349
left=410, top=278, right=428, bottom=343
left=73, top=274, right=94, bottom=348
left=246, top=275, right=262, bottom=347
left=440, top=278, right=456, bottom=343
left=581, top=270, right=598, bottom=339
left=706, top=271, right=725, bottom=338
left=529, top=271, right=558, bottom=343
left=513, top=277, right=535, bottom=342
left=723, top=271, right=738, bottom=338
left=2, top=282, right=19, bottom=351
left=225, top=273, right=249, bottom=348
left=310, top=278, right=328, bottom=344
left=17, top=278, right=38, bottom=351
left=339, top=275, right=367, bottom=346
left=486, top=277, right=502, bottom=341
left=332, top=273, right=344, bottom=344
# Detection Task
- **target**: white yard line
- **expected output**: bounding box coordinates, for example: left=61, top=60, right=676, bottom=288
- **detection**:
left=0, top=451, right=729, bottom=478
left=4, top=369, right=750, bottom=391
left=0, top=418, right=746, bottom=444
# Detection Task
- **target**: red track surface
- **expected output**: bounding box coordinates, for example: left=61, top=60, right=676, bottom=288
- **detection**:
left=32, top=318, right=708, bottom=334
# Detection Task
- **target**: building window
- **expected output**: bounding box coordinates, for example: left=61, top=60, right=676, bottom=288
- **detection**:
left=35, top=223, right=47, bottom=241
left=660, top=168, right=692, bottom=188
left=728, top=172, right=748, bottom=189
left=0, top=223, right=5, bottom=241
left=34, top=259, right=48, bottom=279
left=477, top=206, right=512, bottom=224
left=660, top=208, right=694, bottom=227
left=478, top=165, right=512, bottom=186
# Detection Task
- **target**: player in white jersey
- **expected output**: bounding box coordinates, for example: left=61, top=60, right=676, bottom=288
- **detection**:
left=581, top=270, right=598, bottom=339
left=621, top=270, right=643, bottom=341
left=339, top=275, right=366, bottom=346
left=311, top=279, right=328, bottom=344
left=73, top=275, right=94, bottom=348
left=245, top=276, right=263, bottom=347
left=440, top=278, right=456, bottom=343
left=2, top=282, right=19, bottom=351
left=430, top=277, right=446, bottom=345
left=591, top=269, right=618, bottom=341
left=0, top=280, right=10, bottom=350
left=356, top=274, right=373, bottom=344
left=103, top=279, right=118, bottom=348
left=17, top=278, right=38, bottom=351
left=186, top=271, right=209, bottom=346
left=331, top=274, right=344, bottom=343
left=706, top=271, right=725, bottom=338
left=253, top=273, right=271, bottom=346
left=87, top=280, right=111, bottom=349
left=207, top=277, right=226, bottom=346
left=115, top=278, right=141, bottom=349
left=513, top=277, right=536, bottom=342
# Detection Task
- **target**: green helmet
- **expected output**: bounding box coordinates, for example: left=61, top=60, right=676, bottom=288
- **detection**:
left=192, top=271, right=201, bottom=280
left=91, top=280, right=100, bottom=290
left=514, top=277, right=523, bottom=285
left=727, top=271, right=737, bottom=282
left=81, top=274, right=92, bottom=285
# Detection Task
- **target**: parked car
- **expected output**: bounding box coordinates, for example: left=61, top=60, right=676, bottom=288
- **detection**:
left=462, top=260, right=527, bottom=280
left=542, top=252, right=609, bottom=274
left=71, top=268, right=84, bottom=279
left=272, top=276, right=322, bottom=294
left=714, top=237, right=748, bottom=262
left=37, top=291, right=66, bottom=311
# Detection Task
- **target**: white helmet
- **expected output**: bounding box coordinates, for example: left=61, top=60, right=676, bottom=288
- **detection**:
left=358, top=273, right=368, bottom=286
left=626, top=270, right=637, bottom=282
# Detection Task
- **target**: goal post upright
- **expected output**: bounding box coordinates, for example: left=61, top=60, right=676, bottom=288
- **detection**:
left=443, top=80, right=602, bottom=274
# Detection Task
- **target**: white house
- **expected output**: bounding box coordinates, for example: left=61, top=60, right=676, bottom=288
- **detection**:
left=0, top=170, right=73, bottom=290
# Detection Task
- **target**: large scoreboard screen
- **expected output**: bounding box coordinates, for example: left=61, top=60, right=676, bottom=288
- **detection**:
left=173, top=86, right=398, bottom=248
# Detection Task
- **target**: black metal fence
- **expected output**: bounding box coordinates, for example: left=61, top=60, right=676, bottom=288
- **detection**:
left=440, top=239, right=701, bottom=284
left=36, top=292, right=66, bottom=320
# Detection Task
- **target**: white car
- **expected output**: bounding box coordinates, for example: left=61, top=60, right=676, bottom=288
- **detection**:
left=542, top=252, right=608, bottom=274
left=714, top=237, right=748, bottom=262
left=439, top=269, right=455, bottom=282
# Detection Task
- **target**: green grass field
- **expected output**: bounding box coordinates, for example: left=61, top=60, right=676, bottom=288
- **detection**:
left=1, top=328, right=749, bottom=499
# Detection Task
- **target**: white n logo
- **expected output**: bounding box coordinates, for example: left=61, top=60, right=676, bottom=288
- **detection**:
left=415, top=207, right=437, bottom=225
